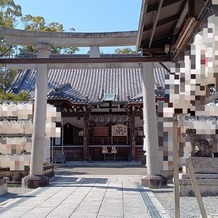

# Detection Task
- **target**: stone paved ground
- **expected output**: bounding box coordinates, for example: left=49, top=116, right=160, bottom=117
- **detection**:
left=1, top=165, right=217, bottom=217
left=0, top=166, right=170, bottom=218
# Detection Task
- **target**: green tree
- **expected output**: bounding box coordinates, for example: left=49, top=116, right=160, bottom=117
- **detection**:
left=0, top=0, right=22, bottom=28
left=0, top=67, right=17, bottom=93
left=0, top=1, right=22, bottom=94
left=22, top=15, right=65, bottom=32
left=0, top=0, right=22, bottom=57
left=0, top=2, right=78, bottom=95
left=114, top=48, right=136, bottom=54
left=62, top=47, right=79, bottom=55
left=19, top=15, right=64, bottom=54
left=19, top=15, right=79, bottom=55
left=0, top=91, right=29, bottom=101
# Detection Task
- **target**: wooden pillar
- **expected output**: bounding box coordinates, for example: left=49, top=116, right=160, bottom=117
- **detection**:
left=61, top=121, right=64, bottom=153
left=131, top=106, right=136, bottom=161
left=83, top=111, right=89, bottom=161
left=173, top=115, right=180, bottom=218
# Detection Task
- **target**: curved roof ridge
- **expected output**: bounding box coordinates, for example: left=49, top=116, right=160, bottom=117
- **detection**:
left=48, top=83, right=86, bottom=102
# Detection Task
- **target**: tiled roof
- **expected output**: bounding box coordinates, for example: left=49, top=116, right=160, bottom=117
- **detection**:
left=8, top=67, right=168, bottom=103
left=47, top=83, right=87, bottom=103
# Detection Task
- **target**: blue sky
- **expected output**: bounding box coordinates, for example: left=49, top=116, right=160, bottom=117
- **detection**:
left=14, top=0, right=142, bottom=53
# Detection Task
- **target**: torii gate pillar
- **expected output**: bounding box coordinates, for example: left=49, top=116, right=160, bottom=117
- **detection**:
left=141, top=63, right=167, bottom=188
left=22, top=43, right=51, bottom=188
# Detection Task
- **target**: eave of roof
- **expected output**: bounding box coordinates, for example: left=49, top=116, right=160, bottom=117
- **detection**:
left=137, top=0, right=212, bottom=61
left=47, top=83, right=87, bottom=103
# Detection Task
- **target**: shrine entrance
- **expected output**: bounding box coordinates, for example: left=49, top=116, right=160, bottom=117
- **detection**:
left=89, top=122, right=130, bottom=161
left=63, top=123, right=74, bottom=145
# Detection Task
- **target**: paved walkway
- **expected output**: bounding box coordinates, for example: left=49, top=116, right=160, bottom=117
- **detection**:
left=0, top=166, right=170, bottom=218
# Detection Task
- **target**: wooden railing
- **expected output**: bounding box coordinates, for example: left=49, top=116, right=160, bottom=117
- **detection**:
left=89, top=137, right=128, bottom=145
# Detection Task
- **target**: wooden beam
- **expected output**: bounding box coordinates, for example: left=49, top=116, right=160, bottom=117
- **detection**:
left=83, top=112, right=89, bottom=161
left=141, top=33, right=173, bottom=48
left=143, top=14, right=180, bottom=32
left=188, top=0, right=205, bottom=18
left=142, top=48, right=165, bottom=53
left=136, top=0, right=149, bottom=51
left=159, top=62, right=172, bottom=74
left=173, top=0, right=188, bottom=35
left=147, top=0, right=182, bottom=13
left=174, top=17, right=196, bottom=50
left=7, top=63, right=145, bottom=69
left=173, top=19, right=199, bottom=61
left=131, top=108, right=136, bottom=161
left=149, top=0, right=164, bottom=48
left=197, top=0, right=212, bottom=21
left=173, top=115, right=180, bottom=218
left=0, top=56, right=172, bottom=64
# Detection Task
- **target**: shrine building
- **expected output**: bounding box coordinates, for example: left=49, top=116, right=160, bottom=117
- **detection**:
left=8, top=58, right=168, bottom=163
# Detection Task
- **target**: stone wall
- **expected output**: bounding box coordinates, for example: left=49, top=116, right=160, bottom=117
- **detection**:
left=179, top=157, right=218, bottom=196
left=0, top=165, right=54, bottom=182
left=0, top=175, right=8, bottom=195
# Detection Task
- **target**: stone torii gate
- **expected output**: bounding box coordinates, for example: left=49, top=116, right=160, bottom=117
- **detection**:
left=0, top=28, right=167, bottom=188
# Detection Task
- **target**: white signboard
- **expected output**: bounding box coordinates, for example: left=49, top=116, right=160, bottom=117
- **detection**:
left=112, top=124, right=128, bottom=136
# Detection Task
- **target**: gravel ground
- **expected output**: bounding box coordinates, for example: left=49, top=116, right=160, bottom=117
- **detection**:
left=153, top=183, right=218, bottom=218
